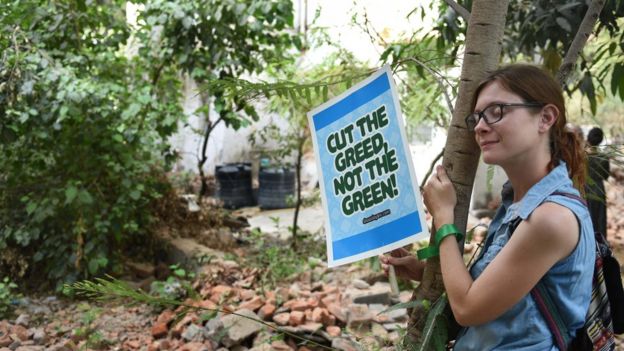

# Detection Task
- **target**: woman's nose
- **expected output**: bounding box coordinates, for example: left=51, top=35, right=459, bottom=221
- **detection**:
left=473, top=116, right=490, bottom=133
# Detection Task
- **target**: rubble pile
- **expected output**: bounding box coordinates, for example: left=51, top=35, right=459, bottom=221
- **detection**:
left=140, top=258, right=412, bottom=351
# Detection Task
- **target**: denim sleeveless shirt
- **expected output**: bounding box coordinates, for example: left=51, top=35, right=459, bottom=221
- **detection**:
left=453, top=162, right=595, bottom=350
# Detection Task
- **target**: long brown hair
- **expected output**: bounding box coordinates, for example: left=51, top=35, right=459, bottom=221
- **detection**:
left=471, top=64, right=586, bottom=190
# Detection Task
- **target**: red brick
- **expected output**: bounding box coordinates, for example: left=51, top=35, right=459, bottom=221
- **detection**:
left=258, top=303, right=276, bottom=320
left=320, top=294, right=338, bottom=308
left=326, top=325, right=341, bottom=337
left=210, top=285, right=233, bottom=303
left=289, top=311, right=305, bottom=326
left=124, top=339, right=141, bottom=349
left=305, top=309, right=314, bottom=321
left=239, top=289, right=255, bottom=301
left=273, top=312, right=290, bottom=326
left=151, top=322, right=168, bottom=339
left=157, top=309, right=176, bottom=325
left=290, top=300, right=310, bottom=312
left=239, top=295, right=263, bottom=311
left=179, top=341, right=212, bottom=351
left=271, top=340, right=293, bottom=351
left=326, top=303, right=347, bottom=323
left=311, top=307, right=325, bottom=323
left=11, top=325, right=28, bottom=341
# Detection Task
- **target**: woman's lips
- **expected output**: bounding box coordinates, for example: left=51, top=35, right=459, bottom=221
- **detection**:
left=479, top=140, right=498, bottom=150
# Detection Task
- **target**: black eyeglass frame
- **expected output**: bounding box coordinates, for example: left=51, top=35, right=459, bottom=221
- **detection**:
left=465, top=102, right=546, bottom=131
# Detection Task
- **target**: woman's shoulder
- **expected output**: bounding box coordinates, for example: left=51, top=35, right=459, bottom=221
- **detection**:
left=524, top=202, right=579, bottom=255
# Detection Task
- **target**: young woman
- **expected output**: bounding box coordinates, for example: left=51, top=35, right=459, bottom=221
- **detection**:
left=381, top=64, right=595, bottom=350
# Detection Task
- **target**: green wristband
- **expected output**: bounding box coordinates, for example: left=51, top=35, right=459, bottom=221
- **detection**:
left=435, top=223, right=463, bottom=246
left=417, top=245, right=439, bottom=260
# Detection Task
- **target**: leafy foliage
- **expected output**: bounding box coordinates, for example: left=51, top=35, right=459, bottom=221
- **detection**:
left=430, top=0, right=624, bottom=114
left=0, top=1, right=182, bottom=289
left=0, top=0, right=300, bottom=289
left=0, top=277, right=20, bottom=319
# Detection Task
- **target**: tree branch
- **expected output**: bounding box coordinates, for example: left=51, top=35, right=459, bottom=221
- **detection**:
left=404, top=58, right=455, bottom=115
left=556, top=0, right=606, bottom=86
left=444, top=0, right=470, bottom=22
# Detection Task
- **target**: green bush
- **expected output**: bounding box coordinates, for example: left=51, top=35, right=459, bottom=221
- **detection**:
left=0, top=1, right=182, bottom=289
left=0, top=277, right=20, bottom=319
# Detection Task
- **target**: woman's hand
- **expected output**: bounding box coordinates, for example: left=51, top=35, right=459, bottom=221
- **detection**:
left=379, top=248, right=425, bottom=282
left=423, top=165, right=457, bottom=226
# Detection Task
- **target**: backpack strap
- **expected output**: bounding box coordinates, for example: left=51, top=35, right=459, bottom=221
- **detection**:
left=529, top=191, right=590, bottom=350
left=506, top=206, right=572, bottom=351
left=531, top=284, right=571, bottom=350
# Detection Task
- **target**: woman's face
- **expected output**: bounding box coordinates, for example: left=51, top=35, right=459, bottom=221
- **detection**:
left=472, top=80, right=544, bottom=166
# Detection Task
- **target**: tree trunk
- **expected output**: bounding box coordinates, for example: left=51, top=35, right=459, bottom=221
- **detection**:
left=404, top=0, right=510, bottom=346
left=291, top=134, right=305, bottom=250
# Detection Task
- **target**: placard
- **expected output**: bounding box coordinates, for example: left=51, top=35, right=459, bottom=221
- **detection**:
left=308, top=65, right=429, bottom=267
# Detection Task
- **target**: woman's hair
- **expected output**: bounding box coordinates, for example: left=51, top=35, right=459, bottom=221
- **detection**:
left=471, top=64, right=586, bottom=190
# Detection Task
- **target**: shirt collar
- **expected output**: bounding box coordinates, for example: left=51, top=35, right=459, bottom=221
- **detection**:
left=500, top=161, right=572, bottom=222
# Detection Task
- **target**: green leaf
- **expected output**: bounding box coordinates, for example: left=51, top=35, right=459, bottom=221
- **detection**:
left=88, top=259, right=100, bottom=275
left=78, top=190, right=93, bottom=205
left=65, top=186, right=79, bottom=204
left=381, top=299, right=426, bottom=314
left=419, top=294, right=449, bottom=351
left=26, top=202, right=37, bottom=215
left=129, top=190, right=141, bottom=200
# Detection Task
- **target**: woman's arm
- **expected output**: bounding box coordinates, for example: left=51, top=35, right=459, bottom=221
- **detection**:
left=425, top=166, right=579, bottom=326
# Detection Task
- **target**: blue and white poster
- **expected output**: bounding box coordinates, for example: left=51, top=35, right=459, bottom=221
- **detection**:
left=308, top=65, right=429, bottom=267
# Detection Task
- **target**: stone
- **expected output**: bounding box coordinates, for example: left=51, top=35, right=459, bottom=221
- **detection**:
left=31, top=328, right=46, bottom=345
left=182, top=324, right=207, bottom=342
left=172, top=313, right=198, bottom=337
left=382, top=322, right=405, bottom=331
left=352, top=292, right=390, bottom=305
left=8, top=341, right=20, bottom=351
left=248, top=344, right=272, bottom=351
left=220, top=309, right=263, bottom=347
left=385, top=307, right=408, bottom=322
left=352, top=279, right=370, bottom=289
left=299, top=322, right=322, bottom=333
left=331, top=338, right=361, bottom=351
left=371, top=323, right=389, bottom=339
left=14, top=315, right=30, bottom=328
left=127, top=261, right=155, bottom=278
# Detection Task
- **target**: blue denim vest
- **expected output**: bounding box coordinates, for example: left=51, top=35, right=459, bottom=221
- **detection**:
left=454, top=162, right=595, bottom=350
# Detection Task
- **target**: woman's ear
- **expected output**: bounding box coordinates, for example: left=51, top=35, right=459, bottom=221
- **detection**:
left=538, top=104, right=559, bottom=132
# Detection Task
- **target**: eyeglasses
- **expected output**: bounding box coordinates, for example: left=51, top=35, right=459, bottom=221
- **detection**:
left=465, top=102, right=545, bottom=131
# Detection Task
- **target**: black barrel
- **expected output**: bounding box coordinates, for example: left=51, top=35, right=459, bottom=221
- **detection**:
left=258, top=167, right=295, bottom=209
left=215, top=163, right=254, bottom=209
